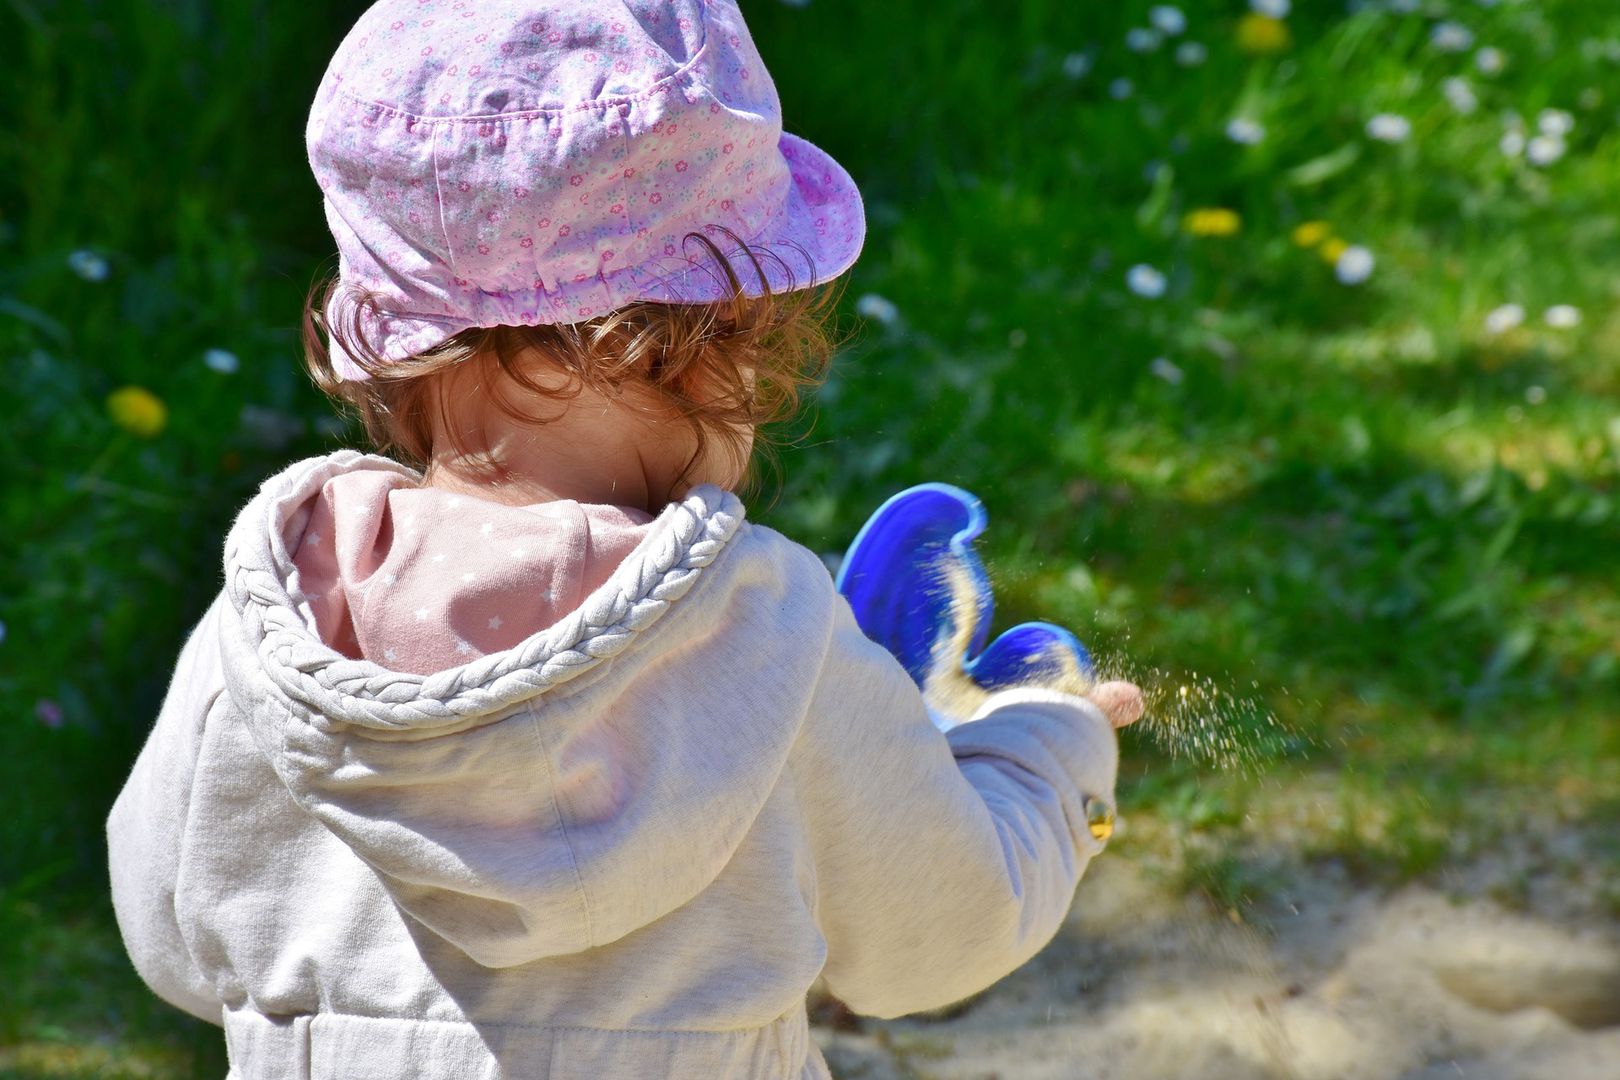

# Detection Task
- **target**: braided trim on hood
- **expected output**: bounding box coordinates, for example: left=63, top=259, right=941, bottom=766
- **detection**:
left=223, top=450, right=745, bottom=730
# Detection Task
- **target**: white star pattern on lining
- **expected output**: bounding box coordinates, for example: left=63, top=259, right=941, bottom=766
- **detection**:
left=318, top=491, right=630, bottom=676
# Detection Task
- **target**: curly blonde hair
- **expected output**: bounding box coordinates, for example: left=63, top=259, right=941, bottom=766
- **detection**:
left=301, top=228, right=852, bottom=500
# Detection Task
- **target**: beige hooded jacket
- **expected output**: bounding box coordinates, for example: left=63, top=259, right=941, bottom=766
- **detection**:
left=107, top=449, right=1119, bottom=1079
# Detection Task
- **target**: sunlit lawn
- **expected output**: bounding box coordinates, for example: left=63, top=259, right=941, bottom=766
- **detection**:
left=3, top=0, right=1618, bottom=1072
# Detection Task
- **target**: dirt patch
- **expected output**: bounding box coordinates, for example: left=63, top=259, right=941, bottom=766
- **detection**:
left=811, top=836, right=1620, bottom=1079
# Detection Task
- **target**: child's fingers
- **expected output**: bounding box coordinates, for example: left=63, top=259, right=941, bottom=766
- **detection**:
left=1087, top=680, right=1145, bottom=729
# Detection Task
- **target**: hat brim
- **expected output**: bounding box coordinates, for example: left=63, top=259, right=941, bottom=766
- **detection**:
left=329, top=131, right=865, bottom=383
left=756, top=130, right=867, bottom=293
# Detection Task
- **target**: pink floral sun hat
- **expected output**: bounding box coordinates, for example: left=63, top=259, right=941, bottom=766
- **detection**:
left=307, top=0, right=866, bottom=381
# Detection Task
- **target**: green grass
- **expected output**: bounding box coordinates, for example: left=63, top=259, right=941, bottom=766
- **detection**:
left=0, top=892, right=223, bottom=1077
left=3, top=0, right=1619, bottom=1070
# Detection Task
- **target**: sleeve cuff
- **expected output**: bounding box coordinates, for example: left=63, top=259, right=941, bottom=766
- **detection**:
left=944, top=687, right=1120, bottom=852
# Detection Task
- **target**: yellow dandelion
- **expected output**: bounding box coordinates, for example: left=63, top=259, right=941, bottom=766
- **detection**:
left=1183, top=208, right=1242, bottom=237
left=1237, top=13, right=1292, bottom=55
left=106, top=386, right=168, bottom=438
left=1291, top=221, right=1332, bottom=248
left=1319, top=238, right=1350, bottom=266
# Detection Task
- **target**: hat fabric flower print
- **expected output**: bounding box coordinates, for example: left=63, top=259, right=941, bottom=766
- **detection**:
left=307, top=0, right=866, bottom=381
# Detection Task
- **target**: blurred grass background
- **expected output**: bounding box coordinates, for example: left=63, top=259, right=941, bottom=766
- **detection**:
left=2, top=0, right=1618, bottom=1075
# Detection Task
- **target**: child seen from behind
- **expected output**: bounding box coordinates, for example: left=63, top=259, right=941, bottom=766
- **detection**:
left=107, top=2, right=1144, bottom=1076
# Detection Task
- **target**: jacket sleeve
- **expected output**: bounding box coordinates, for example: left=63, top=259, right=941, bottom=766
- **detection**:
left=106, top=592, right=228, bottom=1027
left=793, top=597, right=1119, bottom=1020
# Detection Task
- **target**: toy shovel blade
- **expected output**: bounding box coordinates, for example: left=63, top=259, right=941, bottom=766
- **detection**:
left=835, top=484, right=1094, bottom=706
left=835, top=484, right=994, bottom=688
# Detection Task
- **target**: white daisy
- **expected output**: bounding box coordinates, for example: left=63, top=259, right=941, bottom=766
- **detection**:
left=1474, top=46, right=1506, bottom=75
left=1537, top=109, right=1574, bottom=137
left=1150, top=357, right=1185, bottom=384
left=1127, top=265, right=1168, bottom=299
left=1526, top=135, right=1566, bottom=166
left=1499, top=130, right=1525, bottom=157
left=204, top=348, right=239, bottom=374
left=1126, top=28, right=1161, bottom=53
left=1442, top=78, right=1478, bottom=115
left=1335, top=246, right=1375, bottom=286
left=1175, top=41, right=1207, bottom=67
left=1109, top=78, right=1134, bottom=101
left=1366, top=113, right=1412, bottom=143
left=1062, top=51, right=1093, bottom=80
left=1484, top=303, right=1524, bottom=334
left=1544, top=304, right=1581, bottom=328
left=67, top=250, right=109, bottom=282
left=1431, top=22, right=1474, bottom=53
left=1524, top=386, right=1547, bottom=405
left=855, top=293, right=900, bottom=325
left=1250, top=0, right=1290, bottom=17
left=1149, top=5, right=1186, bottom=35
left=1226, top=117, right=1265, bottom=145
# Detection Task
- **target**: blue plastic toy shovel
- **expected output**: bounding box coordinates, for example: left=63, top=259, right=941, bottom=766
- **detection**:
left=835, top=484, right=1095, bottom=732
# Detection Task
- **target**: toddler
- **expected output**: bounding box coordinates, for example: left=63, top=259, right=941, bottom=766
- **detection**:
left=107, top=2, right=1143, bottom=1077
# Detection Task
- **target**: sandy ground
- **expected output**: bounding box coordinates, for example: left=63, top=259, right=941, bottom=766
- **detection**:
left=809, top=828, right=1620, bottom=1080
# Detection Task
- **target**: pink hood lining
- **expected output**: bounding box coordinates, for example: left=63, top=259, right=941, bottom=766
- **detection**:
left=287, top=468, right=657, bottom=677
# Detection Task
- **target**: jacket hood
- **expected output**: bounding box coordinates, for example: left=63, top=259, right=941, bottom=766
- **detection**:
left=214, top=449, right=802, bottom=969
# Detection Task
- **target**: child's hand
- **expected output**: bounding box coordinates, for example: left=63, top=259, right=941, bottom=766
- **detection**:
left=1086, top=680, right=1144, bottom=729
